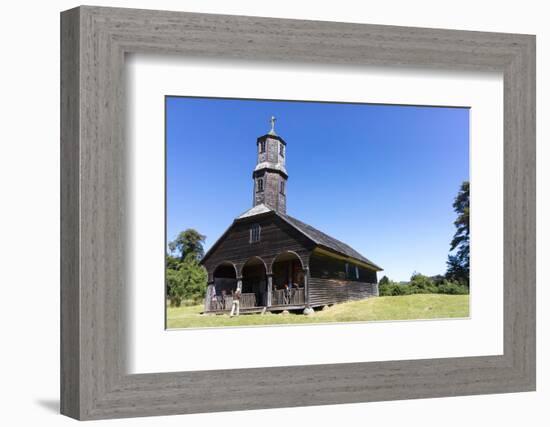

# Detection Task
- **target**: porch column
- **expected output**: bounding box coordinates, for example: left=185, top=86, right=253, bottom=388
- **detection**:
left=304, top=265, right=310, bottom=307
left=287, top=262, right=292, bottom=286
left=236, top=277, right=243, bottom=291
left=205, top=281, right=215, bottom=312
left=267, top=274, right=273, bottom=307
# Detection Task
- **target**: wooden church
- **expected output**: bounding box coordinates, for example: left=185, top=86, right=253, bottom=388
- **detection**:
left=201, top=117, right=382, bottom=314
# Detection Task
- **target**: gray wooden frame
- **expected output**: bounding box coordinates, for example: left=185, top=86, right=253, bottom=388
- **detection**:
left=61, top=5, right=536, bottom=420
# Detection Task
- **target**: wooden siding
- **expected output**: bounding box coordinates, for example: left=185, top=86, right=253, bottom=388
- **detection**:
left=202, top=214, right=313, bottom=280
left=309, top=250, right=377, bottom=283
left=308, top=278, right=378, bottom=307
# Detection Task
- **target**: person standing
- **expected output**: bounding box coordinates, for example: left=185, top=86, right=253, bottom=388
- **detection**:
left=230, top=288, right=241, bottom=317
left=220, top=289, right=227, bottom=311
left=209, top=286, right=218, bottom=311
left=283, top=284, right=290, bottom=305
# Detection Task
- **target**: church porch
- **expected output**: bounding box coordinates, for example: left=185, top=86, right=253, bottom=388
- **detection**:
left=204, top=288, right=306, bottom=313
left=204, top=252, right=307, bottom=314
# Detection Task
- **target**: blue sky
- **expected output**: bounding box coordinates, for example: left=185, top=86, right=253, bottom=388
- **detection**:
left=166, top=96, right=469, bottom=281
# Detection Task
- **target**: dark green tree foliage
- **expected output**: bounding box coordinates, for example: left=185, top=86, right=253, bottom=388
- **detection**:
left=166, top=254, right=181, bottom=270
left=437, top=280, right=469, bottom=295
left=430, top=274, right=446, bottom=286
left=408, top=272, right=439, bottom=294
left=168, top=229, right=206, bottom=261
left=166, top=229, right=208, bottom=306
left=378, top=273, right=468, bottom=296
left=446, top=181, right=470, bottom=286
left=379, top=275, right=390, bottom=287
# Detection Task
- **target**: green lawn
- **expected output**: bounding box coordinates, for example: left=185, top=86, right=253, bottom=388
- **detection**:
left=166, top=294, right=469, bottom=329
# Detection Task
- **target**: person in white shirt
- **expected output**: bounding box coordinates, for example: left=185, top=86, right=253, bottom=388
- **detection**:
left=230, top=288, right=241, bottom=317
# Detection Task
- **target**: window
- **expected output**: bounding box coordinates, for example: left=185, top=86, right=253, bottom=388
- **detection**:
left=345, top=263, right=359, bottom=280
left=257, top=179, right=264, bottom=192
left=279, top=143, right=285, bottom=157
left=249, top=224, right=261, bottom=243
left=280, top=180, right=285, bottom=195
left=259, top=141, right=266, bottom=153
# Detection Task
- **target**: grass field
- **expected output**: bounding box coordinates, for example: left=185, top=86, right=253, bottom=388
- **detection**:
left=166, top=294, right=469, bottom=329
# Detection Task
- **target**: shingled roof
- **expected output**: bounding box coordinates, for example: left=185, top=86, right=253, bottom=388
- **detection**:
left=234, top=204, right=382, bottom=271
left=278, top=212, right=382, bottom=271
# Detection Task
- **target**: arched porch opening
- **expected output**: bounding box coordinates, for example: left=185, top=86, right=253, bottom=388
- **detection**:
left=241, top=257, right=268, bottom=307
left=271, top=252, right=305, bottom=306
left=206, top=262, right=237, bottom=311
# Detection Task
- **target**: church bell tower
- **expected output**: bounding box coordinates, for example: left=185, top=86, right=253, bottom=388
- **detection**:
left=253, top=116, right=288, bottom=214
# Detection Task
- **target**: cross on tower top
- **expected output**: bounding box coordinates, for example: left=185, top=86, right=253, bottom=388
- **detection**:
left=268, top=115, right=277, bottom=135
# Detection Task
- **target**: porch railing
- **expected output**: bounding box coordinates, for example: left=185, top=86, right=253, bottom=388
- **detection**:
left=205, top=293, right=257, bottom=312
left=272, top=288, right=305, bottom=306
left=205, top=289, right=304, bottom=312
left=240, top=293, right=257, bottom=308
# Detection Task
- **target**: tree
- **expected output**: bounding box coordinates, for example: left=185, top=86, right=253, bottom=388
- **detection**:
left=430, top=274, right=446, bottom=286
left=178, top=254, right=208, bottom=302
left=379, top=275, right=390, bottom=287
left=409, top=272, right=438, bottom=294
left=168, top=229, right=206, bottom=262
left=166, top=228, right=208, bottom=306
left=166, top=267, right=184, bottom=307
left=446, top=181, right=470, bottom=286
left=166, top=254, right=181, bottom=270
left=166, top=254, right=208, bottom=306
left=378, top=275, right=392, bottom=296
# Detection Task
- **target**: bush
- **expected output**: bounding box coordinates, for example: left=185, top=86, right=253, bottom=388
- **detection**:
left=437, top=280, right=469, bottom=295
left=166, top=268, right=183, bottom=307
left=390, top=284, right=410, bottom=296
left=379, top=282, right=391, bottom=296
left=380, top=283, right=410, bottom=296
left=166, top=254, right=208, bottom=306
left=408, top=273, right=438, bottom=294
left=379, top=275, right=391, bottom=287
left=378, top=273, right=469, bottom=296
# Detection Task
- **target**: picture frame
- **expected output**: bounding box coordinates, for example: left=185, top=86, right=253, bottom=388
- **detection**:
left=60, top=5, right=535, bottom=420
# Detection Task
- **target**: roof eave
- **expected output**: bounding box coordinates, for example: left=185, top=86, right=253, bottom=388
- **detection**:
left=314, top=245, right=383, bottom=271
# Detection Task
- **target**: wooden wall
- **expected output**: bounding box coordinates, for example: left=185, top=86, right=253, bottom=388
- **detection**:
left=308, top=251, right=378, bottom=306
left=308, top=278, right=378, bottom=307
left=309, top=251, right=377, bottom=283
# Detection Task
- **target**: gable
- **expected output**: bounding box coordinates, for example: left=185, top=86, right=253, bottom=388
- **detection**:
left=200, top=213, right=314, bottom=275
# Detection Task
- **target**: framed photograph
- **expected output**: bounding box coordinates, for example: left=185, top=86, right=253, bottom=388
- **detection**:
left=163, top=97, right=469, bottom=331
left=61, top=6, right=535, bottom=420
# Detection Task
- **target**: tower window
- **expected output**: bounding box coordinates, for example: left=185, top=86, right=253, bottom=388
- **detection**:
left=279, top=143, right=285, bottom=157
left=259, top=141, right=266, bottom=153
left=249, top=224, right=261, bottom=243
left=257, top=179, right=264, bottom=192
left=280, top=180, right=285, bottom=195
